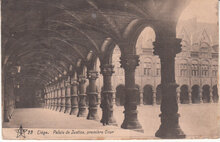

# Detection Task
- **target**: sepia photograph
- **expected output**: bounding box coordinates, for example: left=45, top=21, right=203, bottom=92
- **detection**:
left=1, top=0, right=220, bottom=140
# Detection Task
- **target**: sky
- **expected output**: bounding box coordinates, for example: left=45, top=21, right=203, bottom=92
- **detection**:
left=179, top=0, right=218, bottom=23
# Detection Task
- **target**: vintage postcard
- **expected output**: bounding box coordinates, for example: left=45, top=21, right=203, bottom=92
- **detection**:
left=1, top=0, right=220, bottom=140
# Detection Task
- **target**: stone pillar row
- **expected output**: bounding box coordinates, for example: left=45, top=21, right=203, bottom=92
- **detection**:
left=42, top=69, right=117, bottom=126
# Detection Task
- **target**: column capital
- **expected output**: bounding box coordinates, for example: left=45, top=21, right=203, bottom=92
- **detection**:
left=153, top=37, right=182, bottom=58
left=100, top=64, right=115, bottom=76
left=120, top=54, right=139, bottom=71
left=78, top=75, right=86, bottom=84
left=87, top=70, right=98, bottom=80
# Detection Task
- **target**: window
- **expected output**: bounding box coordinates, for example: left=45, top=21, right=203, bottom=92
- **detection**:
left=179, top=63, right=188, bottom=77
left=212, top=70, right=217, bottom=77
left=144, top=68, right=151, bottom=76
left=191, top=64, right=199, bottom=77
left=156, top=68, right=160, bottom=76
left=180, top=69, right=187, bottom=76
left=201, top=64, right=209, bottom=77
left=143, top=62, right=151, bottom=76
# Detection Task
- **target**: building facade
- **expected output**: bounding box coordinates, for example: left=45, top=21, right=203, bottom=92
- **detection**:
left=110, top=19, right=219, bottom=106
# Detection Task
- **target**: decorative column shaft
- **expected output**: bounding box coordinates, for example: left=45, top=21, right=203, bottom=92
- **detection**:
left=188, top=88, right=192, bottom=104
left=54, top=86, right=59, bottom=111
left=120, top=54, right=143, bottom=132
left=77, top=75, right=87, bottom=117
left=70, top=74, right=79, bottom=115
left=44, top=89, right=48, bottom=109
left=199, top=88, right=203, bottom=103
left=65, top=76, right=71, bottom=114
left=48, top=88, right=51, bottom=109
left=86, top=70, right=99, bottom=120
left=210, top=88, right=213, bottom=103
left=139, top=91, right=143, bottom=106
left=58, top=83, right=62, bottom=112
left=100, top=64, right=117, bottom=126
left=153, top=89, right=156, bottom=105
left=53, top=86, right=57, bottom=111
left=51, top=87, right=54, bottom=110
left=153, top=37, right=185, bottom=138
left=61, top=80, right=66, bottom=112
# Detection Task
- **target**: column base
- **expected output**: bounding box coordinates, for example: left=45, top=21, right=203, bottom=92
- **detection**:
left=155, top=113, right=185, bottom=139
left=64, top=107, right=71, bottom=114
left=77, top=107, right=87, bottom=117
left=56, top=106, right=60, bottom=111
left=155, top=124, right=185, bottom=139
left=108, top=117, right=118, bottom=126
left=121, top=118, right=144, bottom=133
left=100, top=112, right=118, bottom=126
left=87, top=107, right=99, bottom=121
left=70, top=107, right=78, bottom=115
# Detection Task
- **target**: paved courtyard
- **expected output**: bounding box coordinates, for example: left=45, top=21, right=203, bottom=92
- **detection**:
left=3, top=103, right=220, bottom=139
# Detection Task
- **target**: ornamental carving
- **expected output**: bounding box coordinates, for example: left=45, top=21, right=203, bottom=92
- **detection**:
left=87, top=71, right=98, bottom=80
left=120, top=55, right=140, bottom=71
left=100, top=64, right=115, bottom=76
left=78, top=75, right=87, bottom=84
left=153, top=37, right=182, bottom=58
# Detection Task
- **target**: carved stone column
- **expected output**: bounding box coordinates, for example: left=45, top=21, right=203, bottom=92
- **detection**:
left=56, top=83, right=61, bottom=111
left=153, top=37, right=185, bottom=138
left=210, top=88, right=213, bottom=103
left=60, top=80, right=66, bottom=112
left=58, top=82, right=62, bottom=112
left=77, top=75, right=87, bottom=117
left=48, top=88, right=51, bottom=109
left=86, top=70, right=99, bottom=120
left=53, top=85, right=58, bottom=111
left=199, top=88, right=203, bottom=103
left=188, top=88, right=192, bottom=104
left=112, top=91, right=116, bottom=106
left=65, top=76, right=71, bottom=114
left=54, top=84, right=59, bottom=111
left=120, top=54, right=143, bottom=132
left=100, top=64, right=117, bottom=126
left=139, top=91, right=143, bottom=106
left=44, top=89, right=48, bottom=109
left=70, top=74, right=79, bottom=115
left=152, top=89, right=156, bottom=105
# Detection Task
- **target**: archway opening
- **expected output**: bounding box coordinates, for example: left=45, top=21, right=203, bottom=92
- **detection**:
left=180, top=85, right=189, bottom=104
left=143, top=85, right=153, bottom=105
left=212, top=85, right=219, bottom=103
left=191, top=85, right=200, bottom=103
left=202, top=85, right=210, bottom=103
left=115, top=84, right=125, bottom=106
left=95, top=58, right=103, bottom=105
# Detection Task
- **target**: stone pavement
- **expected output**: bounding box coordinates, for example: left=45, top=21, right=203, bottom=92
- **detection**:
left=3, top=103, right=220, bottom=139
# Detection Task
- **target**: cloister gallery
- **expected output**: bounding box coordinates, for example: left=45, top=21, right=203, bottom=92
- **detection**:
left=2, top=0, right=219, bottom=139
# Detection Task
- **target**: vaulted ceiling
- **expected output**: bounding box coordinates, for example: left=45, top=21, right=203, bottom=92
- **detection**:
left=2, top=0, right=189, bottom=89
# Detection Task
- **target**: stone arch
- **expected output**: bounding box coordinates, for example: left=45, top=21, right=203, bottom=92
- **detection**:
left=156, top=84, right=162, bottom=105
left=115, top=84, right=125, bottom=106
left=122, top=19, right=158, bottom=56
left=191, top=85, right=200, bottom=103
left=202, top=85, right=210, bottom=103
left=143, top=84, right=153, bottom=105
left=212, top=85, right=219, bottom=103
left=180, top=85, right=189, bottom=104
